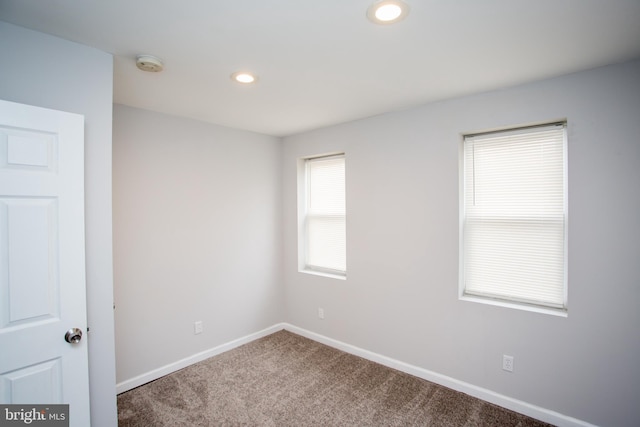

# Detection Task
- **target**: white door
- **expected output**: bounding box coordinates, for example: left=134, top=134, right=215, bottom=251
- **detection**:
left=0, top=99, right=90, bottom=426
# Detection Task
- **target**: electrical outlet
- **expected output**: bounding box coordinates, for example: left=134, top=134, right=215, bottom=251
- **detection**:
left=194, top=321, right=203, bottom=335
left=318, top=308, right=324, bottom=319
left=502, top=355, right=514, bottom=372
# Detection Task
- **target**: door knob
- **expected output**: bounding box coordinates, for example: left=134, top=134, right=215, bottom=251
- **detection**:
left=64, top=328, right=82, bottom=344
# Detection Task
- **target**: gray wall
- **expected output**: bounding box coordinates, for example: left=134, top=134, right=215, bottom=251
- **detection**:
left=112, top=105, right=283, bottom=383
left=0, top=22, right=117, bottom=426
left=282, top=59, right=640, bottom=427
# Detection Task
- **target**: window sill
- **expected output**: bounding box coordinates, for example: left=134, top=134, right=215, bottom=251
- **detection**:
left=459, top=294, right=567, bottom=317
left=299, top=268, right=346, bottom=281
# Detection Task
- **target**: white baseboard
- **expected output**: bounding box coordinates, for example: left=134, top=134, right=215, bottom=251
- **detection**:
left=115, top=323, right=286, bottom=394
left=282, top=323, right=596, bottom=427
left=116, top=322, right=595, bottom=427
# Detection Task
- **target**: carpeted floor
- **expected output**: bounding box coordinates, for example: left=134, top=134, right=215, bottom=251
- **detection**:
left=118, top=330, right=553, bottom=426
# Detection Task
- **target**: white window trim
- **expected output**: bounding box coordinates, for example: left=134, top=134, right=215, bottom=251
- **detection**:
left=458, top=122, right=568, bottom=316
left=297, top=153, right=346, bottom=280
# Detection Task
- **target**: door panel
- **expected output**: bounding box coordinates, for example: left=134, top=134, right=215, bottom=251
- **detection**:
left=2, top=198, right=59, bottom=325
left=1, top=359, right=62, bottom=403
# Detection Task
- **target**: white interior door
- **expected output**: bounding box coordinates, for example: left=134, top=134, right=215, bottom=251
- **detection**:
left=0, top=99, right=90, bottom=426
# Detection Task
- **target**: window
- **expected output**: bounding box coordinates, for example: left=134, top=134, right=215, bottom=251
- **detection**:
left=299, top=154, right=346, bottom=278
left=461, top=123, right=567, bottom=312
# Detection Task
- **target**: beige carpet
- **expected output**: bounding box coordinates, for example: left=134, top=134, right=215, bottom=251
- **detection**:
left=118, top=330, right=553, bottom=426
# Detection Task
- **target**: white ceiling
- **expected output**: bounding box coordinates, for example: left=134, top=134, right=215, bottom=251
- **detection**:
left=1, top=0, right=640, bottom=137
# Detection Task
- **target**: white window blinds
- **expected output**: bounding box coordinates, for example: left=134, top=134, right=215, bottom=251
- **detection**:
left=304, top=155, right=346, bottom=275
left=462, top=123, right=567, bottom=309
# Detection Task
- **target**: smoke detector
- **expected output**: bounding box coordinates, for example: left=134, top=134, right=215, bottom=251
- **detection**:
left=136, top=55, right=164, bottom=72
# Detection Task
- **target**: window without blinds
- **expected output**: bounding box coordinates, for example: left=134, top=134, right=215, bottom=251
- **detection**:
left=303, top=154, right=346, bottom=276
left=461, top=123, right=567, bottom=310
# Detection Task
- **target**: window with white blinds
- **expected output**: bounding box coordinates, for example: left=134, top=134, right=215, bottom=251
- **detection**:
left=461, top=123, right=567, bottom=310
left=303, top=154, right=346, bottom=276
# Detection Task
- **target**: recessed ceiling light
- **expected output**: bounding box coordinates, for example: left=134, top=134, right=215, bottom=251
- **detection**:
left=367, top=0, right=410, bottom=25
left=231, top=71, right=258, bottom=84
